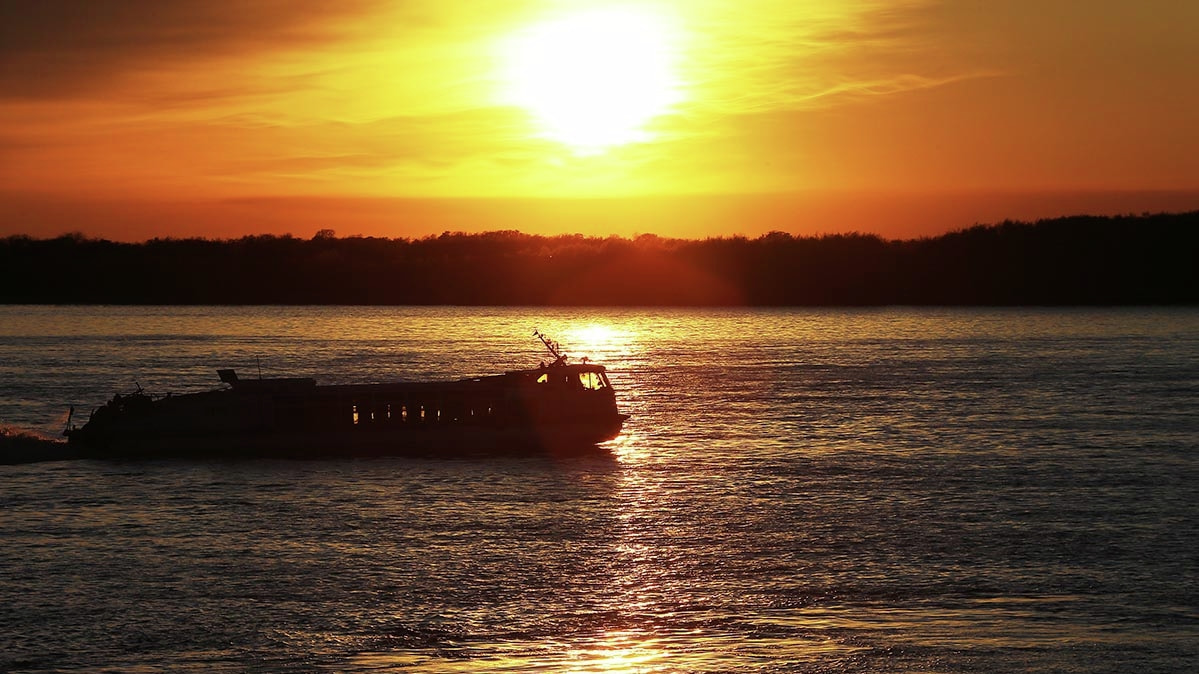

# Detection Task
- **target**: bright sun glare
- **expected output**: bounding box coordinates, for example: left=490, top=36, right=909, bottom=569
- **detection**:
left=499, top=6, right=684, bottom=154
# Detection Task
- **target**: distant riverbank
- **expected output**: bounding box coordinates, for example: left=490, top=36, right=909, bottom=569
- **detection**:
left=3, top=211, right=1195, bottom=305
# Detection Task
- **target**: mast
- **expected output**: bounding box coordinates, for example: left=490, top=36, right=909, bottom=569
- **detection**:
left=533, top=330, right=568, bottom=367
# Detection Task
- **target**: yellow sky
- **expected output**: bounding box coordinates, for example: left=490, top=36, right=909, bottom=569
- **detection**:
left=1, top=0, right=1196, bottom=239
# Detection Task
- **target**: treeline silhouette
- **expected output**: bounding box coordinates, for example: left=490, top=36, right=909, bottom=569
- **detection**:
left=2, top=212, right=1196, bottom=305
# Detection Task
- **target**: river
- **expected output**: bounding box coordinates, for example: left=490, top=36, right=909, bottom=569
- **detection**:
left=1, top=305, right=1196, bottom=672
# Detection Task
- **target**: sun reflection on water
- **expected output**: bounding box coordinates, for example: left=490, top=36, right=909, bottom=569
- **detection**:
left=606, top=429, right=648, bottom=465
left=350, top=629, right=680, bottom=672
left=559, top=629, right=668, bottom=673
left=564, top=323, right=640, bottom=364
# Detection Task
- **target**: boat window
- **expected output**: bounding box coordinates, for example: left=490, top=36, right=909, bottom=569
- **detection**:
left=579, top=371, right=606, bottom=390
left=536, top=373, right=548, bottom=384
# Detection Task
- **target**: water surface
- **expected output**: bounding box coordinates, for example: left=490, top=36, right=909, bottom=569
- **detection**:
left=1, top=306, right=1197, bottom=672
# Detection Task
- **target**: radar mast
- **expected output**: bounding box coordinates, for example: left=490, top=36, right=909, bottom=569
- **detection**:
left=533, top=330, right=568, bottom=367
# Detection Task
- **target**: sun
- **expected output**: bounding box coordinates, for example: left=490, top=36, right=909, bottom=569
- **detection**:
left=499, top=6, right=684, bottom=154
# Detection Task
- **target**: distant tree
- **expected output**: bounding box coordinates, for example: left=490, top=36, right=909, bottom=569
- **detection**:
left=0, top=212, right=1195, bottom=305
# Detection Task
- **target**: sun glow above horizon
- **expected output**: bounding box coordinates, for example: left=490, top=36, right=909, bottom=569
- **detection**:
left=498, top=6, right=685, bottom=154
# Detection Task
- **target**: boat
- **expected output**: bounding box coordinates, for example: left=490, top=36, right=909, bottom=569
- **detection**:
left=64, top=332, right=629, bottom=458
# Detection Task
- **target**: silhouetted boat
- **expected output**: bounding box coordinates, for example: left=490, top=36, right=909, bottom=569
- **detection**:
left=65, top=332, right=628, bottom=458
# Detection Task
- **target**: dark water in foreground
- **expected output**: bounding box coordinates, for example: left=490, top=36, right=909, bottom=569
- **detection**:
left=1, top=306, right=1197, bottom=672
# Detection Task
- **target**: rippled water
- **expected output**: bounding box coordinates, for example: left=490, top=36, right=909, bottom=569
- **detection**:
left=1, top=306, right=1197, bottom=672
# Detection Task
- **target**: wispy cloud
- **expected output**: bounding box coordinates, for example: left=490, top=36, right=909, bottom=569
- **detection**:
left=675, top=0, right=994, bottom=116
left=0, top=1, right=394, bottom=99
left=0, top=0, right=1194, bottom=215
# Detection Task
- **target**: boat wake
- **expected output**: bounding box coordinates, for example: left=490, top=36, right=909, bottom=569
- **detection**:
left=0, top=426, right=80, bottom=465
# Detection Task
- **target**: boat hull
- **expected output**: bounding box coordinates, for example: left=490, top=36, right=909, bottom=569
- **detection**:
left=70, top=416, right=628, bottom=460
left=67, top=362, right=629, bottom=460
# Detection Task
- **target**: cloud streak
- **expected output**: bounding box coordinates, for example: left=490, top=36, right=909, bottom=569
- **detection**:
left=0, top=0, right=1195, bottom=229
left=676, top=0, right=989, bottom=116
left=0, top=0, right=383, bottom=99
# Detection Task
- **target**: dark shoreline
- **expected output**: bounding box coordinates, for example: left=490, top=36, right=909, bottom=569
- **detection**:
left=3, top=212, right=1196, bottom=306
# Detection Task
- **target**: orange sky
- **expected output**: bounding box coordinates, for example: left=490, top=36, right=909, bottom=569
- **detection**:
left=1, top=0, right=1196, bottom=240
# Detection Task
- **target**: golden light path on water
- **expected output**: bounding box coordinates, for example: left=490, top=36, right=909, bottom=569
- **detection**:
left=351, top=317, right=853, bottom=670
left=564, top=323, right=637, bottom=364
left=4, top=307, right=1195, bottom=672
left=563, top=322, right=651, bottom=465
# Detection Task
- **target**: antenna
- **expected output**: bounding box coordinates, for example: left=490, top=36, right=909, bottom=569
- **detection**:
left=533, top=329, right=568, bottom=366
left=256, top=356, right=262, bottom=380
